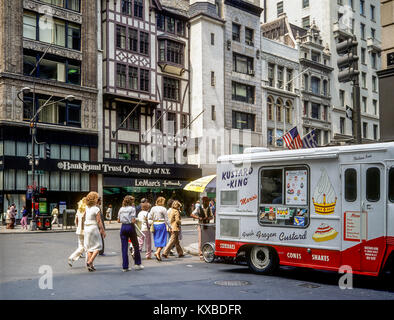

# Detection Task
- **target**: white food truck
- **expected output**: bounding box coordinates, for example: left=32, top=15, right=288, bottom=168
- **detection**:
left=214, top=142, right=394, bottom=276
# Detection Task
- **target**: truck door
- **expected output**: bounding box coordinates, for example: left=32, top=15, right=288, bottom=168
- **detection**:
left=387, top=165, right=394, bottom=242
left=342, top=165, right=362, bottom=271
left=360, top=163, right=386, bottom=272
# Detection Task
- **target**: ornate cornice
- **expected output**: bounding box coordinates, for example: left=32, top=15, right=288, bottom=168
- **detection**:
left=23, top=0, right=82, bottom=24
left=23, top=39, right=83, bottom=61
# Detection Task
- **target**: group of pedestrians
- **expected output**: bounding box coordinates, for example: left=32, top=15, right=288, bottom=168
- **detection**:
left=67, top=192, right=187, bottom=272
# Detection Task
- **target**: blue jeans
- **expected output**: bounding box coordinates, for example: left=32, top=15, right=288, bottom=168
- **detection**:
left=120, top=224, right=141, bottom=269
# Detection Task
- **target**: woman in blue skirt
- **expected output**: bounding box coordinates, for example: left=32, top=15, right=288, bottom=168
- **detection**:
left=148, top=197, right=169, bottom=261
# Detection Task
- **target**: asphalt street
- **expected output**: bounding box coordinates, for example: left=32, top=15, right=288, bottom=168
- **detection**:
left=0, top=226, right=393, bottom=300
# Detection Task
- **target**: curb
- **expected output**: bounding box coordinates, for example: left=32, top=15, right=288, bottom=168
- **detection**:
left=0, top=220, right=199, bottom=235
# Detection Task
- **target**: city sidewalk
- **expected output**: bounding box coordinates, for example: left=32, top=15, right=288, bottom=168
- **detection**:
left=0, top=217, right=199, bottom=235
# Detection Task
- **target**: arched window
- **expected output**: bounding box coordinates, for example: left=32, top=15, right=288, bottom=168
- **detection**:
left=267, top=96, right=274, bottom=121
left=276, top=98, right=283, bottom=122
left=285, top=100, right=292, bottom=124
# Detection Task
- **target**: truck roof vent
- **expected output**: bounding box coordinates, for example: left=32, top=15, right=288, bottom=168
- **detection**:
left=243, top=147, right=270, bottom=154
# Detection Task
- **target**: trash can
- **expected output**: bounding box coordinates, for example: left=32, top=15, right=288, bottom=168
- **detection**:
left=62, top=209, right=76, bottom=229
left=200, top=223, right=216, bottom=263
left=36, top=215, right=51, bottom=231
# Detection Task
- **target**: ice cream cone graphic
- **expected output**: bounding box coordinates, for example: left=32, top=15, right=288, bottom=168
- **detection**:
left=312, top=169, right=337, bottom=215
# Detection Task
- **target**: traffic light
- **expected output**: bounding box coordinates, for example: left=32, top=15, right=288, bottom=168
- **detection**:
left=336, top=36, right=359, bottom=83
left=46, top=144, right=50, bottom=159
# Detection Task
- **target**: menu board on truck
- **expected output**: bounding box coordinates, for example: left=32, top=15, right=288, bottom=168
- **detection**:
left=285, top=170, right=308, bottom=206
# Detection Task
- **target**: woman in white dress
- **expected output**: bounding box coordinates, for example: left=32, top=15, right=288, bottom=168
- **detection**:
left=68, top=198, right=87, bottom=267
left=84, top=192, right=106, bottom=272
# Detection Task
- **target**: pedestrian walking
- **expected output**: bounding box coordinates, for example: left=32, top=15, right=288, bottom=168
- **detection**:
left=137, top=201, right=152, bottom=259
left=97, top=197, right=106, bottom=255
left=105, top=204, right=112, bottom=224
left=190, top=197, right=213, bottom=259
left=84, top=192, right=106, bottom=272
left=148, top=196, right=169, bottom=261
left=20, top=206, right=28, bottom=230
left=9, top=204, right=16, bottom=228
left=162, top=201, right=184, bottom=259
left=118, top=195, right=144, bottom=272
left=5, top=206, right=11, bottom=229
left=166, top=199, right=176, bottom=256
left=51, top=205, right=60, bottom=227
left=68, top=198, right=87, bottom=267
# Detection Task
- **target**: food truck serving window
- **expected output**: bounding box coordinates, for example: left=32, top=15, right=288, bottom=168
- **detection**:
left=258, top=166, right=309, bottom=228
left=389, top=168, right=394, bottom=203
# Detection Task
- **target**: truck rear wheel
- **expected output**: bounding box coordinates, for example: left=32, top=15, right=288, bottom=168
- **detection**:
left=247, top=246, right=278, bottom=275
left=202, top=242, right=216, bottom=263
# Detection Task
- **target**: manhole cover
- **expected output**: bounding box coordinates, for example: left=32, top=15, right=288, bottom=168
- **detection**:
left=298, top=283, right=321, bottom=289
left=214, top=280, right=250, bottom=287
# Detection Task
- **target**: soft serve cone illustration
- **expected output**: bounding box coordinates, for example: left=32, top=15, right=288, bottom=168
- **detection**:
left=312, top=168, right=337, bottom=215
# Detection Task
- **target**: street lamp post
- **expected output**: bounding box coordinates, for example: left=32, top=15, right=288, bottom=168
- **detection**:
left=17, top=88, right=75, bottom=223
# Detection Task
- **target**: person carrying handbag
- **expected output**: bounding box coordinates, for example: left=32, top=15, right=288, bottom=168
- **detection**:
left=162, top=201, right=184, bottom=259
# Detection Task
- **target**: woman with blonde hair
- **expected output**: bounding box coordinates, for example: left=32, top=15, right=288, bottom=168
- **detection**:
left=84, top=192, right=106, bottom=271
left=162, top=200, right=184, bottom=258
left=68, top=197, right=87, bottom=267
left=148, top=196, right=169, bottom=261
left=118, top=195, right=144, bottom=271
left=137, top=201, right=152, bottom=259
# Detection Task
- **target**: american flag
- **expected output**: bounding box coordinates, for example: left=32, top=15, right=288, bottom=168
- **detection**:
left=302, top=130, right=318, bottom=149
left=283, top=127, right=303, bottom=150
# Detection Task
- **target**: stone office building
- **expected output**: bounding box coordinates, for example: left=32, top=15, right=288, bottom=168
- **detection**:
left=0, top=0, right=99, bottom=215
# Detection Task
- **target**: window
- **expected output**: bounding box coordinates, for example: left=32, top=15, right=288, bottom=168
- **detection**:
left=245, top=28, right=254, bottom=46
left=287, top=69, right=293, bottom=91
left=23, top=11, right=37, bottom=40
left=128, top=28, right=138, bottom=52
left=345, top=169, right=357, bottom=202
left=233, top=53, right=254, bottom=75
left=116, top=25, right=126, bottom=49
left=24, top=50, right=81, bottom=85
left=277, top=1, right=284, bottom=16
left=267, top=96, right=274, bottom=121
left=122, top=0, right=132, bottom=15
left=116, top=64, right=127, bottom=88
left=370, top=5, right=375, bottom=20
left=140, top=69, right=149, bottom=92
left=23, top=93, right=81, bottom=127
left=167, top=16, right=175, bottom=33
left=117, top=103, right=139, bottom=131
left=24, top=11, right=81, bottom=50
left=389, top=168, right=394, bottom=202
left=167, top=112, right=177, bottom=134
left=311, top=77, right=321, bottom=95
left=259, top=167, right=309, bottom=228
left=211, top=33, right=215, bottom=45
left=311, top=103, right=320, bottom=119
left=372, top=76, right=377, bottom=92
left=211, top=105, right=216, bottom=121
left=340, top=90, right=345, bottom=107
left=311, top=52, right=320, bottom=63
left=134, top=0, right=143, bottom=18
left=362, top=96, right=367, bottom=113
left=232, top=23, right=240, bottom=42
left=360, top=23, right=365, bottom=39
left=67, top=23, right=81, bottom=51
left=302, top=16, right=310, bottom=29
left=163, top=77, right=180, bottom=101
left=340, top=117, right=345, bottom=134
left=276, top=99, right=283, bottom=122
left=360, top=0, right=365, bottom=15
left=277, top=66, right=284, bottom=89
left=176, top=20, right=185, bottom=37
left=139, top=32, right=149, bottom=55
left=361, top=47, right=366, bottom=64
left=157, top=13, right=165, bottom=30
left=232, top=111, right=255, bottom=131
left=373, top=124, right=378, bottom=140
left=159, top=40, right=185, bottom=66
left=268, top=63, right=275, bottom=87
left=303, top=0, right=309, bottom=8
left=285, top=100, right=292, bottom=124
left=232, top=82, right=255, bottom=104
left=128, top=66, right=138, bottom=90
left=41, top=0, right=80, bottom=12
left=211, top=71, right=215, bottom=86
left=366, top=167, right=380, bottom=202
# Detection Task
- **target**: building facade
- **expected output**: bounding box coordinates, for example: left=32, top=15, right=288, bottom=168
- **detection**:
left=189, top=0, right=263, bottom=176
left=261, top=15, right=302, bottom=150
left=0, top=0, right=99, bottom=215
left=264, top=0, right=381, bottom=144
left=99, top=0, right=201, bottom=210
left=377, top=0, right=394, bottom=141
